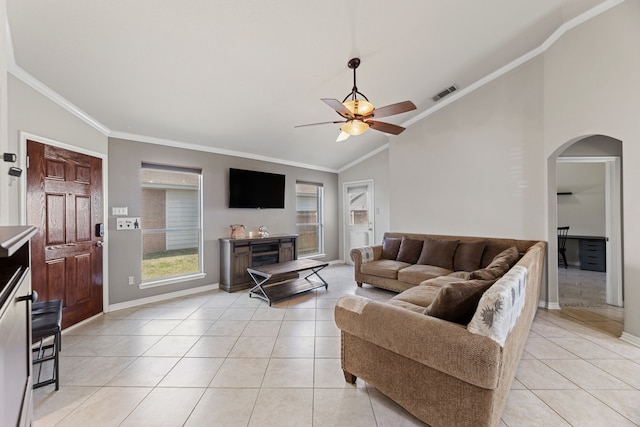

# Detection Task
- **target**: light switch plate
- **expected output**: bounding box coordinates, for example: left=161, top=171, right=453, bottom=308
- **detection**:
left=116, top=217, right=141, bottom=230
left=112, top=207, right=128, bottom=216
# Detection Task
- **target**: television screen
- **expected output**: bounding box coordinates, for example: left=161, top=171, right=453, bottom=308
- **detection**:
left=229, top=168, right=286, bottom=209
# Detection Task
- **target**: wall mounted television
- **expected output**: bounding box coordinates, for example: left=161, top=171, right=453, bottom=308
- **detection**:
left=229, top=168, right=286, bottom=209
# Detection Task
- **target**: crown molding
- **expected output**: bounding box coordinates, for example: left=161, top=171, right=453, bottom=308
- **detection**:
left=109, top=131, right=339, bottom=173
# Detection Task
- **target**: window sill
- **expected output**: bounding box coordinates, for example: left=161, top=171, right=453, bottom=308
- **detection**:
left=299, top=253, right=326, bottom=260
left=139, top=273, right=207, bottom=289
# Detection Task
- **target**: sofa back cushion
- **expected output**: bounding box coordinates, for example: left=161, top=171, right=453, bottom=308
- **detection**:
left=424, top=279, right=495, bottom=324
left=417, top=237, right=459, bottom=270
left=396, top=237, right=424, bottom=264
left=480, top=242, right=518, bottom=267
left=470, top=246, right=519, bottom=280
left=491, top=246, right=520, bottom=267
left=453, top=240, right=486, bottom=272
left=468, top=266, right=528, bottom=346
left=381, top=237, right=403, bottom=260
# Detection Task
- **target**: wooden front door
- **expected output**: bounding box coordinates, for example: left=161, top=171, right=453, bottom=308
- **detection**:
left=27, top=140, right=104, bottom=329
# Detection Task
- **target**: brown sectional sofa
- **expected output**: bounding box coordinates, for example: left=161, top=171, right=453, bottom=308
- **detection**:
left=335, top=232, right=546, bottom=427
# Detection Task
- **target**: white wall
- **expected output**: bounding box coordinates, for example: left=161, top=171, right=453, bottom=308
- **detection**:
left=557, top=162, right=605, bottom=236
left=543, top=0, right=640, bottom=339
left=0, top=0, right=10, bottom=224
left=383, top=0, right=640, bottom=340
left=390, top=55, right=545, bottom=240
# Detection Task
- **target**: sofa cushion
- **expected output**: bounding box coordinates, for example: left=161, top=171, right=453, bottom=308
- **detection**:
left=381, top=237, right=403, bottom=260
left=390, top=285, right=441, bottom=309
left=361, top=259, right=411, bottom=279
left=453, top=240, right=486, bottom=272
left=424, top=279, right=495, bottom=325
left=398, top=264, right=453, bottom=285
left=417, top=237, right=459, bottom=270
left=490, top=246, right=520, bottom=268
left=447, top=271, right=472, bottom=280
left=470, top=261, right=509, bottom=280
left=396, top=237, right=424, bottom=264
left=420, top=275, right=464, bottom=288
left=480, top=242, right=516, bottom=268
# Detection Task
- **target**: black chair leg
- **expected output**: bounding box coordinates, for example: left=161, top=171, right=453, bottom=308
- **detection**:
left=559, top=249, right=568, bottom=269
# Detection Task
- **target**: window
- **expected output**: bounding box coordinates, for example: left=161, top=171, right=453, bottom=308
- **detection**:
left=140, top=163, right=203, bottom=286
left=296, top=181, right=324, bottom=257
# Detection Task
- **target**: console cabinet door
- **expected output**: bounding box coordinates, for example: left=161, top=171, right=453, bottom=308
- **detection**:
left=233, top=246, right=251, bottom=282
left=279, top=242, right=295, bottom=262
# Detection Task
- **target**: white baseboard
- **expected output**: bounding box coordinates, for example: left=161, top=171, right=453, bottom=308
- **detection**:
left=538, top=300, right=561, bottom=310
left=107, top=283, right=219, bottom=312
left=620, top=332, right=640, bottom=348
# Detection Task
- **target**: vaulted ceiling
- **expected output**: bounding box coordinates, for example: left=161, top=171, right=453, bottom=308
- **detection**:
left=7, top=0, right=609, bottom=171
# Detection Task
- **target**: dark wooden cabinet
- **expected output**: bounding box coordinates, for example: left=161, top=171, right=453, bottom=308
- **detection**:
left=579, top=238, right=606, bottom=272
left=220, top=234, right=298, bottom=292
left=1, top=226, right=37, bottom=427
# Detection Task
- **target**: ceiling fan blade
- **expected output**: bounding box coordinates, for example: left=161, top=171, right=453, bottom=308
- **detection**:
left=366, top=120, right=406, bottom=135
left=371, top=101, right=417, bottom=119
left=295, top=120, right=345, bottom=128
left=336, top=131, right=350, bottom=142
left=321, top=98, right=354, bottom=118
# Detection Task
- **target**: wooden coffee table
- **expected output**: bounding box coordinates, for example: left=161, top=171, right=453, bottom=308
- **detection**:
left=248, top=259, right=329, bottom=306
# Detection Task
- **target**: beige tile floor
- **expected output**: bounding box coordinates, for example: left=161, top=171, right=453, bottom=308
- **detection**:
left=33, top=264, right=639, bottom=427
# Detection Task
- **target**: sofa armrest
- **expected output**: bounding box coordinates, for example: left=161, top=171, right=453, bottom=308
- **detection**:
left=335, top=295, right=502, bottom=389
left=350, top=245, right=382, bottom=265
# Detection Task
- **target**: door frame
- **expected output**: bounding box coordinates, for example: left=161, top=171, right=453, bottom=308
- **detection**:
left=19, top=131, right=110, bottom=311
left=343, top=179, right=375, bottom=264
left=555, top=156, right=623, bottom=306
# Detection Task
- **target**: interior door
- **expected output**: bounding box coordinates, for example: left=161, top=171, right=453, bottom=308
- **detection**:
left=26, top=140, right=104, bottom=329
left=344, top=180, right=374, bottom=264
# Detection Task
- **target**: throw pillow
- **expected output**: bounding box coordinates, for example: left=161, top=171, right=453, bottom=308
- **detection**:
left=396, top=237, right=424, bottom=264
left=417, top=237, right=459, bottom=270
left=470, top=260, right=509, bottom=280
left=424, top=279, right=495, bottom=324
left=480, top=243, right=510, bottom=267
left=453, top=240, right=487, bottom=272
left=491, top=246, right=520, bottom=268
left=381, top=237, right=403, bottom=260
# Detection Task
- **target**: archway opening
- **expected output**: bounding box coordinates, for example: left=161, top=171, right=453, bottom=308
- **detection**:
left=547, top=135, right=623, bottom=334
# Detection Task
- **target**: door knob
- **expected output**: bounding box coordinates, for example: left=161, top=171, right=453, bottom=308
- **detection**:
left=17, top=291, right=38, bottom=303
left=96, top=241, right=105, bottom=248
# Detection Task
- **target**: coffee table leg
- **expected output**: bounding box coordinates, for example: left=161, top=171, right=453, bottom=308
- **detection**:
left=248, top=271, right=271, bottom=304
left=304, top=265, right=328, bottom=289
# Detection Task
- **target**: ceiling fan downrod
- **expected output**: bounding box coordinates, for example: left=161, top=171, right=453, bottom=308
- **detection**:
left=343, top=58, right=370, bottom=103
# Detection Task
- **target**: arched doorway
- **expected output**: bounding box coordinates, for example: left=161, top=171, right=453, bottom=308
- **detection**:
left=546, top=135, right=623, bottom=329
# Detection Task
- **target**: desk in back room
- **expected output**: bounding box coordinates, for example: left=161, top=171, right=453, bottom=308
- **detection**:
left=566, top=235, right=606, bottom=272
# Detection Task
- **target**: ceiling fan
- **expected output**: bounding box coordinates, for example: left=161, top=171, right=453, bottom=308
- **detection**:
left=296, top=58, right=417, bottom=142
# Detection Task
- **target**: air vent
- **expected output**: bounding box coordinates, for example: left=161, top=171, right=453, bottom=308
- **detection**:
left=432, top=85, right=459, bottom=102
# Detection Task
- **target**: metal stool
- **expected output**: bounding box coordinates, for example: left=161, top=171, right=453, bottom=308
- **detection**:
left=32, top=299, right=63, bottom=390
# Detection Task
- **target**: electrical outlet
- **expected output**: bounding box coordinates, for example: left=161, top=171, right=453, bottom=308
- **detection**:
left=117, top=217, right=141, bottom=230
left=128, top=276, right=135, bottom=286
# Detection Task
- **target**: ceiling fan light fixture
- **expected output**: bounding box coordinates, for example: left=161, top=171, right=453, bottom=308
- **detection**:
left=336, top=131, right=350, bottom=142
left=343, top=99, right=374, bottom=116
left=341, top=119, right=369, bottom=136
